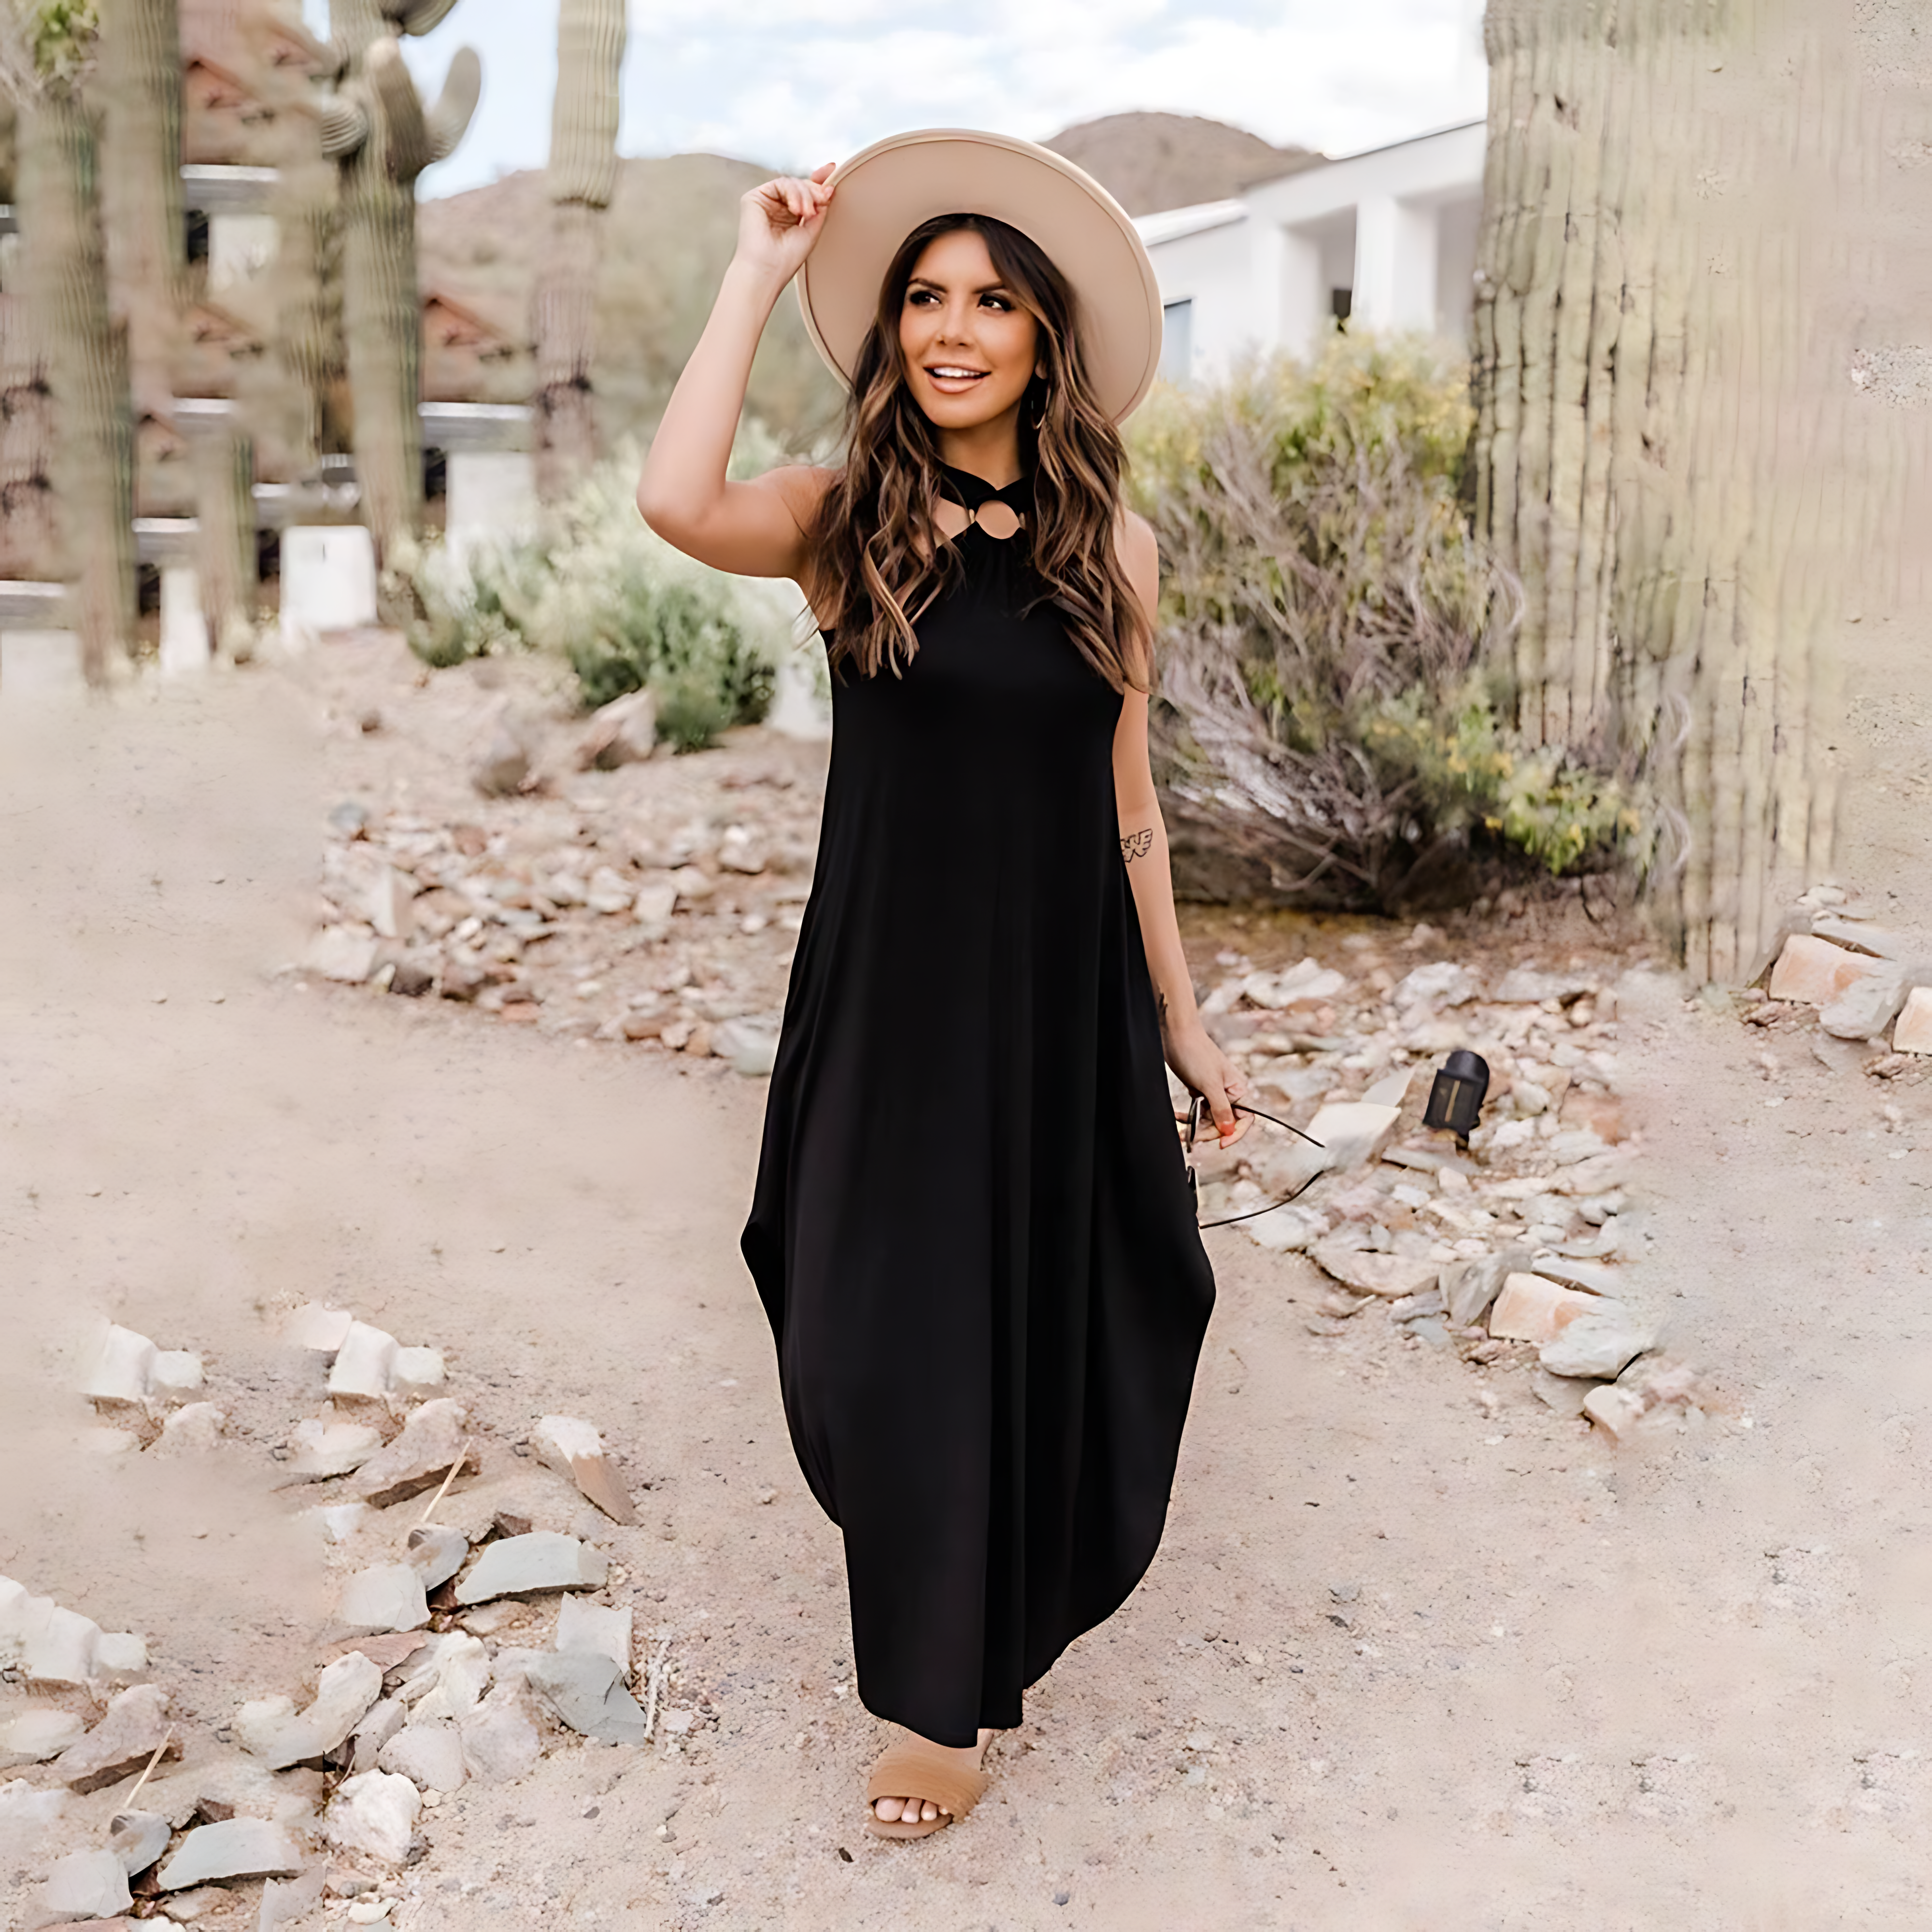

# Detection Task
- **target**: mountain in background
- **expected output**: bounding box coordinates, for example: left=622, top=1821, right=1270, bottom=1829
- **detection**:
left=1042, top=112, right=1321, bottom=214
left=415, top=113, right=1322, bottom=449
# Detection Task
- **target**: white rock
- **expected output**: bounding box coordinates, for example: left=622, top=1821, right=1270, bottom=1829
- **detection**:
left=378, top=1717, right=467, bottom=1793
left=335, top=1564, right=430, bottom=1636
left=1820, top=962, right=1912, bottom=1040
left=668, top=865, right=714, bottom=907
left=391, top=1346, right=445, bottom=1400
left=328, top=1321, right=398, bottom=1399
left=1895, top=984, right=1932, bottom=1053
left=1393, top=961, right=1477, bottom=1009
left=586, top=865, right=636, bottom=914
left=457, top=1681, right=541, bottom=1785
left=711, top=1016, right=778, bottom=1076
left=1538, top=1305, right=1654, bottom=1379
left=93, top=1631, right=149, bottom=1683
left=326, top=1769, right=420, bottom=1864
left=157, top=1817, right=305, bottom=1889
left=287, top=1417, right=384, bottom=1479
left=81, top=1324, right=156, bottom=1406
left=555, top=1597, right=632, bottom=1676
left=285, top=1303, right=355, bottom=1355
left=718, top=824, right=767, bottom=874
left=350, top=1398, right=476, bottom=1508
left=155, top=1403, right=226, bottom=1455
left=1309, top=1239, right=1439, bottom=1300
left=632, top=878, right=678, bottom=932
left=1237, top=1202, right=1327, bottom=1253
left=0, top=1775, right=68, bottom=1830
left=576, top=689, right=657, bottom=770
left=305, top=924, right=380, bottom=984
left=51, top=1685, right=175, bottom=1792
left=349, top=1694, right=407, bottom=1774
left=108, top=1806, right=171, bottom=1875
left=404, top=1524, right=469, bottom=1591
left=398, top=1633, right=490, bottom=1722
left=20, top=1601, right=100, bottom=1686
left=236, top=1651, right=383, bottom=1769
left=40, top=1846, right=132, bottom=1921
left=0, top=1708, right=86, bottom=1768
left=454, top=1531, right=607, bottom=1605
left=147, top=1350, right=204, bottom=1404
left=533, top=1415, right=636, bottom=1524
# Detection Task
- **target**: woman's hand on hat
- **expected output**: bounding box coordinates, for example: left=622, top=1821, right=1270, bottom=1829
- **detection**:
left=738, top=163, right=837, bottom=283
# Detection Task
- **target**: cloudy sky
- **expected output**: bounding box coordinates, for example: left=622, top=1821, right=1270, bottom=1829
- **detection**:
left=337, top=0, right=1488, bottom=201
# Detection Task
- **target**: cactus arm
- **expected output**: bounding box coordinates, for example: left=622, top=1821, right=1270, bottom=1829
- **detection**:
left=425, top=46, right=481, bottom=163
left=319, top=91, right=369, bottom=158
left=365, top=37, right=428, bottom=178
left=396, top=0, right=463, bottom=38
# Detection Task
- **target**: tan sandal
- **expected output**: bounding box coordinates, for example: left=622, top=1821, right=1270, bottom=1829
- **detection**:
left=864, top=1733, right=990, bottom=1840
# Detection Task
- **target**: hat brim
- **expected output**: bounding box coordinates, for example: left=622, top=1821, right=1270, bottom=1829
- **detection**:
left=796, top=129, right=1164, bottom=427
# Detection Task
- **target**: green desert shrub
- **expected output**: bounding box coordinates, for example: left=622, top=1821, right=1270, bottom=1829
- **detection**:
left=400, top=429, right=809, bottom=751
left=1127, top=333, right=1637, bottom=909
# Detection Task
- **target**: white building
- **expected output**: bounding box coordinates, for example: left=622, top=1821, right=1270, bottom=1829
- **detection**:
left=1134, top=120, right=1486, bottom=383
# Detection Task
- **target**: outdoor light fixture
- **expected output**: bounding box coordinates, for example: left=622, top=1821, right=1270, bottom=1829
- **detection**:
left=1424, top=1050, right=1491, bottom=1145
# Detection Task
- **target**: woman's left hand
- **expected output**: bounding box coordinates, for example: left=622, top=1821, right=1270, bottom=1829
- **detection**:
left=1161, top=1017, right=1251, bottom=1149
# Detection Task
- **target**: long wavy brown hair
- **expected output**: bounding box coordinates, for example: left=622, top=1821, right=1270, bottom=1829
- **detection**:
left=803, top=212, right=1152, bottom=695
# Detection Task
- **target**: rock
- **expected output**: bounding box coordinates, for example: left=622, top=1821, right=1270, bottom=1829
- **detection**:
left=147, top=1351, right=203, bottom=1405
left=710, top=1017, right=778, bottom=1077
left=1309, top=1237, right=1438, bottom=1300
left=235, top=1652, right=382, bottom=1769
left=1392, top=962, right=1477, bottom=1009
left=576, top=690, right=657, bottom=770
left=532, top=1416, right=637, bottom=1526
left=349, top=1696, right=407, bottom=1775
left=1581, top=1382, right=1651, bottom=1443
left=1766, top=933, right=1883, bottom=1007
left=377, top=1718, right=466, bottom=1793
left=287, top=1418, right=383, bottom=1479
left=55, top=1686, right=176, bottom=1793
left=80, top=1325, right=156, bottom=1407
left=1242, top=959, right=1347, bottom=1008
left=457, top=1682, right=541, bottom=1785
left=285, top=1304, right=355, bottom=1356
left=6, top=1593, right=98, bottom=1684
left=39, top=1847, right=132, bottom=1922
left=667, top=865, right=714, bottom=906
left=398, top=1634, right=491, bottom=1721
left=107, top=1809, right=171, bottom=1875
left=525, top=1649, right=648, bottom=1746
left=404, top=1525, right=469, bottom=1591
left=555, top=1599, right=632, bottom=1676
left=1558, top=1089, right=1627, bottom=1143
left=1819, top=961, right=1912, bottom=1040
left=1531, top=1368, right=1595, bottom=1416
left=1526, top=1254, right=1624, bottom=1296
left=390, top=1347, right=445, bottom=1400
left=1810, top=913, right=1908, bottom=957
left=1892, top=985, right=1932, bottom=1054
left=1538, top=1305, right=1654, bottom=1379
left=470, top=722, right=530, bottom=797
left=390, top=957, right=436, bottom=998
left=92, top=1633, right=148, bottom=1684
left=328, top=1322, right=398, bottom=1401
left=1237, top=1201, right=1327, bottom=1252
left=157, top=1818, right=304, bottom=1890
left=1389, top=1288, right=1445, bottom=1325
left=454, top=1532, right=608, bottom=1604
left=632, top=878, right=678, bottom=933
left=1487, top=1273, right=1604, bottom=1344
left=717, top=824, right=767, bottom=874
left=1440, top=1247, right=1534, bottom=1327
left=334, top=1564, right=430, bottom=1636
left=0, top=1708, right=86, bottom=1768
left=0, top=1776, right=68, bottom=1831
left=1305, top=1100, right=1401, bottom=1172
left=159, top=1885, right=226, bottom=1919
left=305, top=924, right=380, bottom=984
left=1493, top=967, right=1597, bottom=1004
left=155, top=1403, right=226, bottom=1455
left=585, top=866, right=635, bottom=915
left=350, top=1399, right=476, bottom=1508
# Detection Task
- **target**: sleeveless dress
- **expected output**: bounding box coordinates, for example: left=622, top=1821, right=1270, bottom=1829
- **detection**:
left=739, top=459, right=1217, bottom=1748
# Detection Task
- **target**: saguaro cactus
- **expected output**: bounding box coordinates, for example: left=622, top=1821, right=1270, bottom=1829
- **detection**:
left=533, top=0, right=625, bottom=503
left=1472, top=0, right=1903, bottom=983
left=98, top=0, right=185, bottom=429
left=1, top=3, right=137, bottom=682
left=319, top=0, right=480, bottom=564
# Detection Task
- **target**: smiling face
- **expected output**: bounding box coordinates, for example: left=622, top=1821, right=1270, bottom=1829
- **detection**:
left=896, top=227, right=1043, bottom=440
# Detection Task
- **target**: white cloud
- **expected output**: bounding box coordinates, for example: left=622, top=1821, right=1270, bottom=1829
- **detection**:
left=406, top=0, right=1486, bottom=199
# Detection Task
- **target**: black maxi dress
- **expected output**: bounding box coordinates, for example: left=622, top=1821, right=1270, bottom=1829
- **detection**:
left=739, top=460, right=1217, bottom=1749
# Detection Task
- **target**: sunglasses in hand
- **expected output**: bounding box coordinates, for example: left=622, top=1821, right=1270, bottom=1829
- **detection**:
left=1176, top=1092, right=1327, bottom=1230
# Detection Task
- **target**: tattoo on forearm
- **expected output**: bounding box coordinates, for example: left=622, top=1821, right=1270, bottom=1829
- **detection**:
left=1121, top=826, right=1154, bottom=865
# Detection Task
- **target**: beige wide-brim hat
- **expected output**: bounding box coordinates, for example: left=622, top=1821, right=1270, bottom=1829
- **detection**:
left=796, top=128, right=1165, bottom=426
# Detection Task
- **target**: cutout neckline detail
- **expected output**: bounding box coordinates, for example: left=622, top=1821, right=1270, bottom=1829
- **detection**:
left=935, top=461, right=1030, bottom=542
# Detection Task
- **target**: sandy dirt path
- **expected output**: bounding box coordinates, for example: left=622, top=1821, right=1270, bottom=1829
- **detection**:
left=0, top=604, right=1927, bottom=1930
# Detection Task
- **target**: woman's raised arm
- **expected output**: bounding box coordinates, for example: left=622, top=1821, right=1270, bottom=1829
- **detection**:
left=636, top=165, right=839, bottom=581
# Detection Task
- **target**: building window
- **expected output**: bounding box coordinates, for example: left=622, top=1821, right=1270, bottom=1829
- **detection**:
left=1159, top=299, right=1193, bottom=385
left=1330, top=286, right=1353, bottom=330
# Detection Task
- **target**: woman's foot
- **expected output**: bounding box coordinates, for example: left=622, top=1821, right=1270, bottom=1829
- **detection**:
left=870, top=1727, right=994, bottom=1826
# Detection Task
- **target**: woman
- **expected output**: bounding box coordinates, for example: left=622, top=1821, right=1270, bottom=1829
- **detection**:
left=637, top=129, right=1250, bottom=1840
